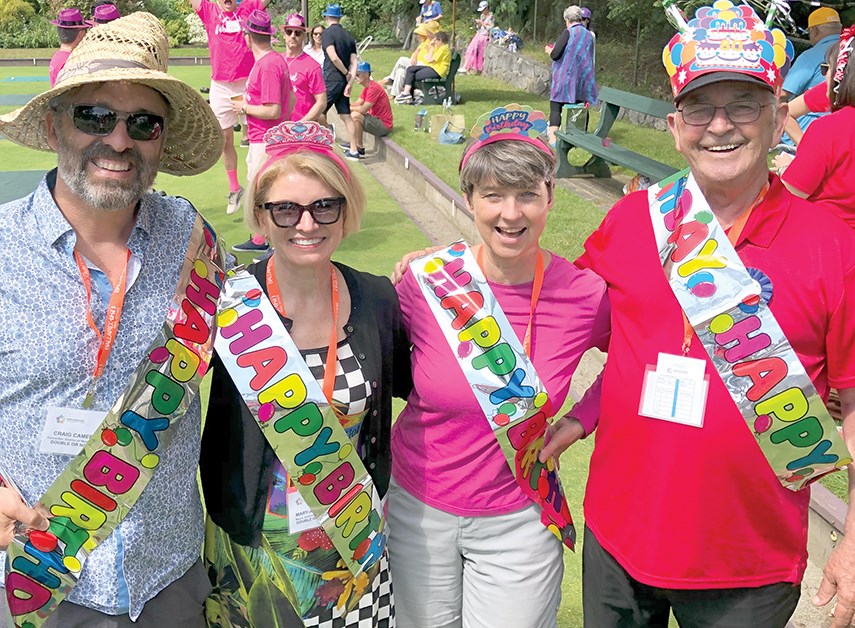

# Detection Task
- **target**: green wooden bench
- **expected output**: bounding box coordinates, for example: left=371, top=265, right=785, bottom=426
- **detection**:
left=556, top=86, right=679, bottom=181
left=416, top=51, right=461, bottom=105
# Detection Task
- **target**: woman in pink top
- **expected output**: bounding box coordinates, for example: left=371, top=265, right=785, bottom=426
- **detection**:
left=779, top=28, right=855, bottom=229
left=389, top=107, right=611, bottom=628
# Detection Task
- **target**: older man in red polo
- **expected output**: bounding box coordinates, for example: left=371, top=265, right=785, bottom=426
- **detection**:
left=544, top=2, right=855, bottom=626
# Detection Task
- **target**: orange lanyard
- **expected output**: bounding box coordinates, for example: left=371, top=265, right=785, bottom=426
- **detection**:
left=75, top=249, right=131, bottom=407
left=679, top=184, right=768, bottom=354
left=476, top=245, right=545, bottom=358
left=266, top=260, right=341, bottom=414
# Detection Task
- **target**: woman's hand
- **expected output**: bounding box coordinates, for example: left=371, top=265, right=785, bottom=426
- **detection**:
left=539, top=416, right=585, bottom=463
left=0, top=487, right=49, bottom=551
left=544, top=44, right=554, bottom=54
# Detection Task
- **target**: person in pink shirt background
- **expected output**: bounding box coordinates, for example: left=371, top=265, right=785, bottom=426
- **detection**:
left=389, top=108, right=610, bottom=628
left=281, top=13, right=327, bottom=122
left=48, top=8, right=91, bottom=87
left=191, top=0, right=271, bottom=215
left=229, top=9, right=293, bottom=256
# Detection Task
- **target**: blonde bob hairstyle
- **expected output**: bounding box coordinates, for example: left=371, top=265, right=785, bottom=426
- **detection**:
left=245, top=150, right=365, bottom=237
left=459, top=137, right=556, bottom=201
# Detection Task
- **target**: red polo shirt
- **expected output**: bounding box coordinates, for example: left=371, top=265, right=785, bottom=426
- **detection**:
left=577, top=176, right=855, bottom=589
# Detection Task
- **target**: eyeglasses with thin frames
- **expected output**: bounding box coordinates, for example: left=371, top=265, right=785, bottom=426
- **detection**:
left=676, top=100, right=767, bottom=126
left=260, top=197, right=346, bottom=228
left=54, top=103, right=165, bottom=141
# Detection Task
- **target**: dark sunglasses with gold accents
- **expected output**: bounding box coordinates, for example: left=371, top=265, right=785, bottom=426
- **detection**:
left=54, top=103, right=165, bottom=141
left=260, top=197, right=346, bottom=228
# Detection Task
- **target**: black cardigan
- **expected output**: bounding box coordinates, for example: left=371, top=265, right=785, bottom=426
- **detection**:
left=200, top=259, right=412, bottom=547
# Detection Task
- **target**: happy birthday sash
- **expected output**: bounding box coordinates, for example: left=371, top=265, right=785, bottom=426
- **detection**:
left=410, top=242, right=576, bottom=549
left=4, top=215, right=225, bottom=628
left=214, top=270, right=387, bottom=577
left=649, top=171, right=852, bottom=490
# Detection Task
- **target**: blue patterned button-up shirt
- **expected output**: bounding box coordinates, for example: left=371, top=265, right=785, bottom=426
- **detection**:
left=0, top=171, right=205, bottom=620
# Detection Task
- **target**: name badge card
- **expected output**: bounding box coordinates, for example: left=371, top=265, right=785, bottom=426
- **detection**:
left=39, top=408, right=107, bottom=456
left=639, top=353, right=709, bottom=427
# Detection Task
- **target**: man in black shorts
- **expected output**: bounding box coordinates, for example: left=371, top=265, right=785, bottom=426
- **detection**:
left=320, top=4, right=358, bottom=144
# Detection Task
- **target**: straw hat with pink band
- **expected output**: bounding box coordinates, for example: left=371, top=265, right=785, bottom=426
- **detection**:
left=256, top=121, right=351, bottom=185
left=460, top=104, right=551, bottom=171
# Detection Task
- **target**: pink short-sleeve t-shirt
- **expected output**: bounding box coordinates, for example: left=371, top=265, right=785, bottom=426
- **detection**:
left=577, top=179, right=855, bottom=589
left=284, top=52, right=325, bottom=121
left=392, top=253, right=610, bottom=517
left=49, top=49, right=71, bottom=87
left=245, top=51, right=292, bottom=143
left=196, top=0, right=260, bottom=82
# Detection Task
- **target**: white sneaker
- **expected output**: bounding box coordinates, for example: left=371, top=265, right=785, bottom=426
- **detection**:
left=226, top=186, right=244, bottom=215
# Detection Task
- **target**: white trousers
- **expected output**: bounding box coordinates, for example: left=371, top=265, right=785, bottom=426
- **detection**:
left=388, top=57, right=412, bottom=97
left=387, top=478, right=563, bottom=628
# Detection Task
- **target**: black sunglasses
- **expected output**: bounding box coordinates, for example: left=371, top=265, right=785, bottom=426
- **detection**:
left=284, top=28, right=303, bottom=36
left=312, top=31, right=323, bottom=36
left=820, top=62, right=830, bottom=76
left=260, top=197, right=345, bottom=228
left=57, top=104, right=165, bottom=141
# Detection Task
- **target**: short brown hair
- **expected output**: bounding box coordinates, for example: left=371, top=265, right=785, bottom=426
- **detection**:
left=246, top=151, right=365, bottom=237
left=459, top=138, right=556, bottom=200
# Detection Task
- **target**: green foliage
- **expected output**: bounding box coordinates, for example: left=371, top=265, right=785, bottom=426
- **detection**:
left=0, top=0, right=35, bottom=26
left=306, top=0, right=404, bottom=41
left=0, top=13, right=56, bottom=48
left=164, top=17, right=190, bottom=47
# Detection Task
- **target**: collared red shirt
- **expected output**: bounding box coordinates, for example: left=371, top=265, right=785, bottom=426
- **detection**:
left=0, top=171, right=205, bottom=620
left=577, top=176, right=855, bottom=589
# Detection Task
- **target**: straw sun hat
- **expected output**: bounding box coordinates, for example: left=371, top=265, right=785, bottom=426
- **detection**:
left=0, top=12, right=221, bottom=176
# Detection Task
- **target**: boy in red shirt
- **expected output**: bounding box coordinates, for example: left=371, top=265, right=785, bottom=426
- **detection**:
left=340, top=61, right=393, bottom=160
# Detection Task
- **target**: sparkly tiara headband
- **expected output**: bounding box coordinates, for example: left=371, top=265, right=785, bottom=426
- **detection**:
left=460, top=104, right=551, bottom=171
left=256, top=121, right=351, bottom=184
left=833, top=25, right=855, bottom=89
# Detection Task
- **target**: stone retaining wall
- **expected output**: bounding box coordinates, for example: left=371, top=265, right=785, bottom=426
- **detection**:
left=480, top=42, right=669, bottom=131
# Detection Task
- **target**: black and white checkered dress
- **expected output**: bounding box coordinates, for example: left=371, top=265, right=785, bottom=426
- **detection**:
left=300, top=340, right=395, bottom=628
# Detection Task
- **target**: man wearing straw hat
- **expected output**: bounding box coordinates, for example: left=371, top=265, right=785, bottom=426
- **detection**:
left=48, top=8, right=91, bottom=88
left=540, top=1, right=855, bottom=625
left=0, top=12, right=222, bottom=628
left=191, top=0, right=273, bottom=216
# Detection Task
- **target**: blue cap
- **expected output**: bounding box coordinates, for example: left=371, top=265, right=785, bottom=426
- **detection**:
left=356, top=60, right=371, bottom=73
left=322, top=4, right=343, bottom=17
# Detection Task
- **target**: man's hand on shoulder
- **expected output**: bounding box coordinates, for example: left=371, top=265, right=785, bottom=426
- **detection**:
left=0, top=487, right=49, bottom=551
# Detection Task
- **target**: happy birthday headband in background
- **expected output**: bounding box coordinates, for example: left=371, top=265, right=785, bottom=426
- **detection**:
left=662, top=0, right=794, bottom=98
left=256, top=121, right=351, bottom=183
left=460, top=104, right=550, bottom=171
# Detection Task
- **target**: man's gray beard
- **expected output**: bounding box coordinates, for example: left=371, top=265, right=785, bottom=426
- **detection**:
left=56, top=135, right=159, bottom=211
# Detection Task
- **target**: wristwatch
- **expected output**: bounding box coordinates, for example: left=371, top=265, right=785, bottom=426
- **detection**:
left=240, top=105, right=247, bottom=116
